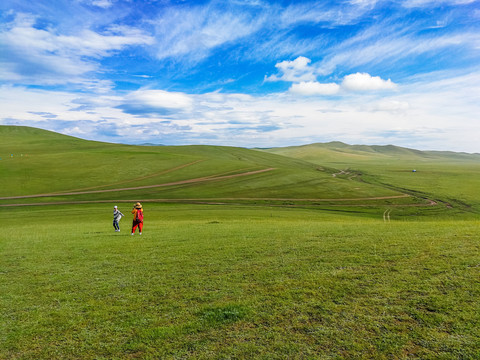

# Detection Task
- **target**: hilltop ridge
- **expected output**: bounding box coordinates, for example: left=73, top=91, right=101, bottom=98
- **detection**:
left=262, top=141, right=480, bottom=163
left=2, top=125, right=479, bottom=216
left=0, top=125, right=411, bottom=208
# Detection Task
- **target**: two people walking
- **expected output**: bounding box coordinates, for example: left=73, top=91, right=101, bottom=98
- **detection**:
left=112, top=202, right=144, bottom=235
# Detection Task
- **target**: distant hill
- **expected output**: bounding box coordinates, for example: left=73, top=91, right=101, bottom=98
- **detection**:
left=2, top=126, right=478, bottom=215
left=0, top=126, right=415, bottom=208
left=262, top=141, right=480, bottom=215
left=261, top=141, right=480, bottom=164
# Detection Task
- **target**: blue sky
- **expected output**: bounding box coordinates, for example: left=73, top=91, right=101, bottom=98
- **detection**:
left=1, top=0, right=479, bottom=152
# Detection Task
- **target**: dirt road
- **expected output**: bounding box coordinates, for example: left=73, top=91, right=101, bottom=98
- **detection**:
left=1, top=165, right=438, bottom=209
left=0, top=167, right=275, bottom=201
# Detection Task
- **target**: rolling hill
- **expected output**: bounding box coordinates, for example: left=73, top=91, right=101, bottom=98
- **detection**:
left=2, top=126, right=478, bottom=215
left=262, top=141, right=480, bottom=163
left=262, top=142, right=480, bottom=214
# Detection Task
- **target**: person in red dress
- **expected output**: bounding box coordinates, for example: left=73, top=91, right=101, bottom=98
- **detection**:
left=131, top=202, right=144, bottom=235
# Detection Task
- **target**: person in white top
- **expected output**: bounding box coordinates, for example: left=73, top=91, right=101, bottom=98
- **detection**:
left=113, top=205, right=124, bottom=232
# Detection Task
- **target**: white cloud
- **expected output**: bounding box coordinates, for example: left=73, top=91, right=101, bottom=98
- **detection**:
left=149, top=1, right=386, bottom=65
left=368, top=99, right=410, bottom=113
left=279, top=1, right=374, bottom=27
left=347, top=0, right=379, bottom=8
left=266, top=56, right=397, bottom=95
left=265, top=56, right=397, bottom=94
left=149, top=0, right=376, bottom=65
left=265, top=56, right=317, bottom=82
left=342, top=73, right=397, bottom=91
left=78, top=0, right=115, bottom=8
left=118, top=90, right=194, bottom=116
left=64, top=126, right=88, bottom=136
left=289, top=81, right=340, bottom=96
left=0, top=12, right=153, bottom=85
left=59, top=27, right=153, bottom=58
left=90, top=0, right=114, bottom=8
left=0, top=86, right=76, bottom=120
left=402, top=0, right=477, bottom=8
left=125, top=90, right=193, bottom=110
left=2, top=69, right=480, bottom=152
left=313, top=18, right=480, bottom=77
left=243, top=32, right=321, bottom=63
left=152, top=5, right=265, bottom=62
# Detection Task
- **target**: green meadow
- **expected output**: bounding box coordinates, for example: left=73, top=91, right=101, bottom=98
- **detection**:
left=1, top=126, right=479, bottom=359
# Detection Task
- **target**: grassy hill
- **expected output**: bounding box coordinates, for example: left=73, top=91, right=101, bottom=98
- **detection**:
left=1, top=126, right=429, bottom=211
left=262, top=142, right=480, bottom=215
left=2, top=126, right=479, bottom=216
left=263, top=141, right=480, bottom=163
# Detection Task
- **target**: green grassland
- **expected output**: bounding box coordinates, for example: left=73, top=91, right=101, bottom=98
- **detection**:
left=1, top=126, right=480, bottom=359
left=0, top=126, right=422, bottom=208
left=263, top=142, right=480, bottom=215
left=1, top=204, right=479, bottom=359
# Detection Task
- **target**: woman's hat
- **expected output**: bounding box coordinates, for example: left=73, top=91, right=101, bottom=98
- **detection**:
left=135, top=202, right=142, bottom=209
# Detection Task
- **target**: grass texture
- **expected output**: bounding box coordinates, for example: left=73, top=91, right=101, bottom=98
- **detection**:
left=1, top=204, right=479, bottom=359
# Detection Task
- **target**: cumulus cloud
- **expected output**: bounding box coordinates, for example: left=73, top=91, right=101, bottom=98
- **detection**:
left=2, top=69, right=480, bottom=151
left=342, top=73, right=397, bottom=91
left=289, top=81, right=340, bottom=96
left=286, top=72, right=397, bottom=96
left=266, top=57, right=397, bottom=95
left=265, top=56, right=317, bottom=82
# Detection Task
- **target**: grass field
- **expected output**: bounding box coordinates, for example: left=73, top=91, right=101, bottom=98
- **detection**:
left=1, top=126, right=480, bottom=358
left=1, top=204, right=479, bottom=359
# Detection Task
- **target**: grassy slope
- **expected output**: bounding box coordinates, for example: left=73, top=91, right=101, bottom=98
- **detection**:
left=262, top=142, right=480, bottom=214
left=1, top=126, right=414, bottom=208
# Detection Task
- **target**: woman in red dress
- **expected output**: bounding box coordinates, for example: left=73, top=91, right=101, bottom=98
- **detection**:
left=131, top=202, right=144, bottom=235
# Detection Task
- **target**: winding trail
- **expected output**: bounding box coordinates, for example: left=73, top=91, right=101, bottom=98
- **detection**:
left=50, top=159, right=205, bottom=194
left=0, top=194, right=437, bottom=208
left=0, top=166, right=439, bottom=210
left=0, top=167, right=275, bottom=201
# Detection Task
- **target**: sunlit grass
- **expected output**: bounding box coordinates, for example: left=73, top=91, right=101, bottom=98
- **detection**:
left=1, top=204, right=479, bottom=359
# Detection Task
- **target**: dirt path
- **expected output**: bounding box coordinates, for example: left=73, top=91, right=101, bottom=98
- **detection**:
left=1, top=193, right=440, bottom=208
left=51, top=159, right=205, bottom=194
left=0, top=167, right=276, bottom=200
left=0, top=166, right=440, bottom=209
